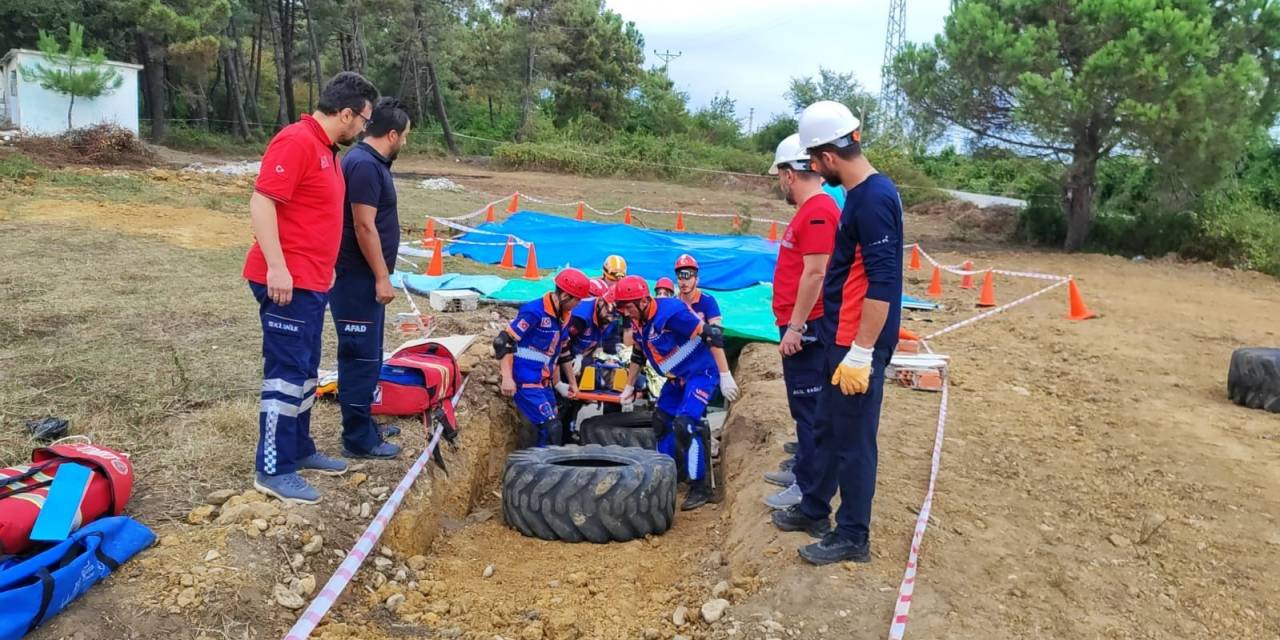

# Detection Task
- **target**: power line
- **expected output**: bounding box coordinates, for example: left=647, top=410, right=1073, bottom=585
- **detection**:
left=653, top=49, right=682, bottom=69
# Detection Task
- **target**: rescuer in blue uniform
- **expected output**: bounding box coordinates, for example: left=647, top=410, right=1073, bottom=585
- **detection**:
left=494, top=268, right=592, bottom=447
left=553, top=278, right=622, bottom=441
left=615, top=275, right=735, bottom=511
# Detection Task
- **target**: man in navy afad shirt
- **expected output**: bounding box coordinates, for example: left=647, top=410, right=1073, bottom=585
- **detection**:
left=331, top=98, right=412, bottom=460
left=771, top=101, right=904, bottom=565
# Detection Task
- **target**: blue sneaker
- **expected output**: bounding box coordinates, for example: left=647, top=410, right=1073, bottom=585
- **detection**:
left=254, top=472, right=320, bottom=505
left=342, top=441, right=402, bottom=459
left=379, top=425, right=402, bottom=438
left=297, top=453, right=349, bottom=476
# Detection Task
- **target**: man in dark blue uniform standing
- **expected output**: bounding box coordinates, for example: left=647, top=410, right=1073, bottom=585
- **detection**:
left=331, top=98, right=412, bottom=460
left=771, top=101, right=904, bottom=565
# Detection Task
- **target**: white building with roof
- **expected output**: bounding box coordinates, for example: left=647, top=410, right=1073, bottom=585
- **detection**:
left=0, top=48, right=142, bottom=135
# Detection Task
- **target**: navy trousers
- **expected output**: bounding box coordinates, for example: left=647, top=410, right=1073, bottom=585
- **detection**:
left=779, top=324, right=824, bottom=496
left=330, top=269, right=386, bottom=454
left=799, top=345, right=892, bottom=543
left=251, top=282, right=324, bottom=475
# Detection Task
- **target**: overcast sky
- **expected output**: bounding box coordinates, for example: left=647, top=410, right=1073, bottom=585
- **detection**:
left=606, top=0, right=953, bottom=130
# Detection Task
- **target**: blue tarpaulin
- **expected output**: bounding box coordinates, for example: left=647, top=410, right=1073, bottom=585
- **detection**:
left=449, top=212, right=780, bottom=290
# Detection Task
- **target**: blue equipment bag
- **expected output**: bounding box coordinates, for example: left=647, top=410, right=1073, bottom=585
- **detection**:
left=0, top=516, right=154, bottom=639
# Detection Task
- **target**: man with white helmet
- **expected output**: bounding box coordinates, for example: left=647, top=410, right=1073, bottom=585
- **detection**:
left=770, top=101, right=903, bottom=565
left=762, top=134, right=839, bottom=511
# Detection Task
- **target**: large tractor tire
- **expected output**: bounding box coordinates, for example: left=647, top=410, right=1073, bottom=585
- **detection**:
left=578, top=410, right=657, bottom=449
left=501, top=444, right=676, bottom=543
left=1227, top=348, right=1280, bottom=413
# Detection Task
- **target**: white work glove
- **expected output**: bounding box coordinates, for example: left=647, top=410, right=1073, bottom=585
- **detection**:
left=554, top=382, right=573, bottom=398
left=718, top=370, right=739, bottom=402
left=831, top=344, right=874, bottom=395
left=619, top=384, right=635, bottom=411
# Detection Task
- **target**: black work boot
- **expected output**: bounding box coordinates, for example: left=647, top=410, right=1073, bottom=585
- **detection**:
left=799, top=532, right=871, bottom=565
left=681, top=479, right=713, bottom=511
left=770, top=505, right=832, bottom=538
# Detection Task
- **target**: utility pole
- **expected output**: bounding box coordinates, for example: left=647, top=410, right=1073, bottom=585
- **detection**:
left=878, top=0, right=908, bottom=141
left=653, top=48, right=682, bottom=70
left=747, top=107, right=754, bottom=136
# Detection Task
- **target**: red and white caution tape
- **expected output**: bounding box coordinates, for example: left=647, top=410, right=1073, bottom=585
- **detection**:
left=922, top=278, right=1067, bottom=341
left=887, top=382, right=949, bottom=640
left=910, top=244, right=1068, bottom=282
left=429, top=190, right=783, bottom=226
left=282, top=412, right=455, bottom=640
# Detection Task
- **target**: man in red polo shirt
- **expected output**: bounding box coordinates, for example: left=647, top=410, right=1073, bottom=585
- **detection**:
left=244, top=72, right=378, bottom=504
left=763, top=133, right=839, bottom=511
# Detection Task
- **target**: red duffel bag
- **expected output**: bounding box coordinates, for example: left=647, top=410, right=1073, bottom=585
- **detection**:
left=0, top=443, right=134, bottom=555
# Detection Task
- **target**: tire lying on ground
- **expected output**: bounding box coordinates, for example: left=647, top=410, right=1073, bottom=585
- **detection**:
left=501, top=444, right=676, bottom=543
left=578, top=410, right=657, bottom=449
left=1227, top=347, right=1280, bottom=413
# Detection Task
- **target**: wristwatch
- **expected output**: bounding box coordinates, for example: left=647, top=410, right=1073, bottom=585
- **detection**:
left=786, top=322, right=806, bottom=334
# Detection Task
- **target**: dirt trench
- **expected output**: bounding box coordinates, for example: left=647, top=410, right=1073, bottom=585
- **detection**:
left=315, top=341, right=809, bottom=640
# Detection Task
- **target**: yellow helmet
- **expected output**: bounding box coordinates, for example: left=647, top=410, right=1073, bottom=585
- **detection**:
left=602, top=255, right=627, bottom=282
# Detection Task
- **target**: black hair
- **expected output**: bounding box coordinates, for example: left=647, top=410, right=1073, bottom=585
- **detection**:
left=809, top=138, right=861, bottom=162
left=366, top=97, right=411, bottom=137
left=317, top=71, right=379, bottom=116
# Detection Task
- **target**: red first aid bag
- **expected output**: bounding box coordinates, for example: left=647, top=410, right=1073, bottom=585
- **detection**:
left=0, top=443, right=134, bottom=555
left=373, top=341, right=461, bottom=425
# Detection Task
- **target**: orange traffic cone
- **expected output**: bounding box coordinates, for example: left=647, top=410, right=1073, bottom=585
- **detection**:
left=523, top=243, right=540, bottom=280
left=732, top=215, right=741, bottom=231
left=926, top=266, right=943, bottom=297
left=1067, top=278, right=1097, bottom=320
left=506, top=193, right=520, bottom=213
left=485, top=204, right=496, bottom=223
left=675, top=211, right=686, bottom=231
left=899, top=326, right=922, bottom=341
left=976, top=270, right=997, bottom=307
left=959, top=260, right=975, bottom=289
left=421, top=218, right=435, bottom=247
left=624, top=206, right=632, bottom=225
left=909, top=245, right=921, bottom=271
left=426, top=238, right=444, bottom=276
left=768, top=221, right=779, bottom=242
left=499, top=236, right=516, bottom=270
left=575, top=202, right=584, bottom=220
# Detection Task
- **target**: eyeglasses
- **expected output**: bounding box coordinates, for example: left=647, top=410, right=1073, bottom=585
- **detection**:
left=355, top=111, right=371, bottom=131
left=676, top=270, right=697, bottom=280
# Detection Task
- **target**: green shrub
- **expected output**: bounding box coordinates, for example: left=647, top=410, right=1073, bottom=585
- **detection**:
left=0, top=152, right=46, bottom=180
left=161, top=125, right=266, bottom=155
left=867, top=145, right=947, bottom=206
left=491, top=133, right=771, bottom=181
left=1185, top=183, right=1280, bottom=277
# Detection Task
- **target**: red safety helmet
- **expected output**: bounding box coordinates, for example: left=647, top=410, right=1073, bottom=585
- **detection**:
left=674, top=254, right=700, bottom=271
left=613, top=275, right=650, bottom=303
left=655, top=277, right=676, bottom=294
left=554, top=268, right=592, bottom=299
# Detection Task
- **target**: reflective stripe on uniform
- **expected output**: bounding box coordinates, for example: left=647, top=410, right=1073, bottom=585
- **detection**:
left=261, top=398, right=301, bottom=418
left=655, top=337, right=702, bottom=376
left=263, top=378, right=305, bottom=398
left=516, top=347, right=552, bottom=364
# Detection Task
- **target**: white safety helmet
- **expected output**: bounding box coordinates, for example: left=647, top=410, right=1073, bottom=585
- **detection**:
left=768, top=133, right=810, bottom=175
left=796, top=100, right=862, bottom=151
